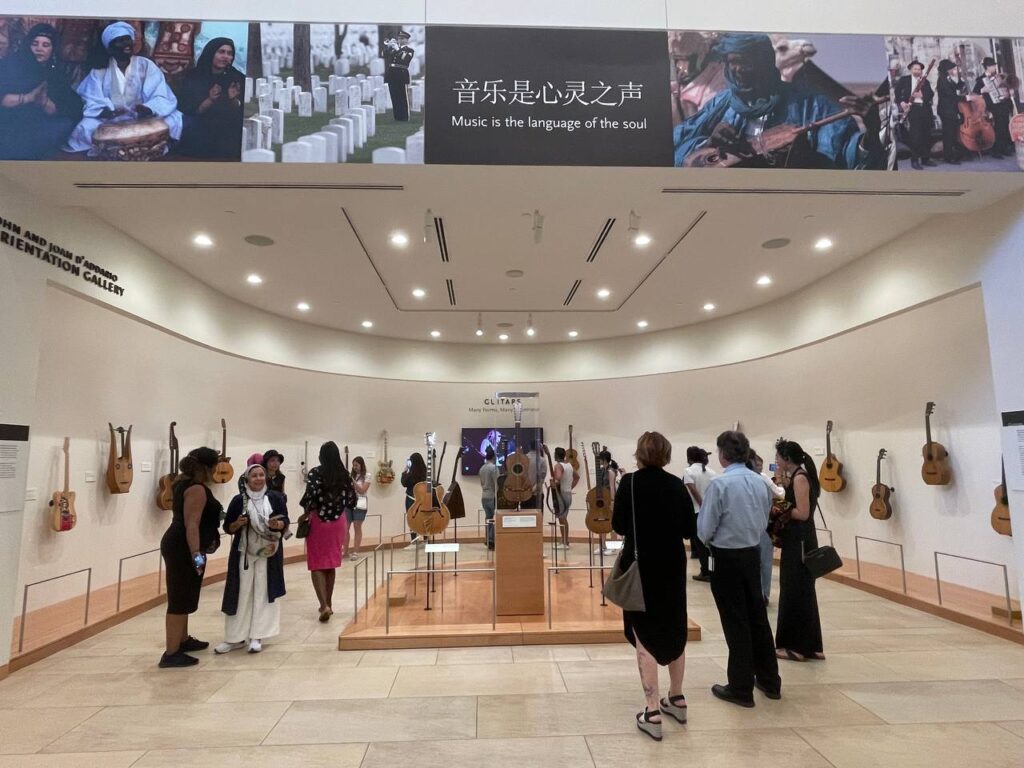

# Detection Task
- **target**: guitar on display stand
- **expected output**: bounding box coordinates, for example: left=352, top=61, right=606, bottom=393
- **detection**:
left=503, top=402, right=534, bottom=505
left=818, top=420, right=846, bottom=493
left=442, top=446, right=467, bottom=572
left=156, top=421, right=179, bottom=511
left=992, top=463, right=1011, bottom=536
left=869, top=449, right=894, bottom=520
left=106, top=423, right=133, bottom=494
left=376, top=431, right=395, bottom=485
left=583, top=442, right=613, bottom=535
left=212, top=419, right=233, bottom=484
left=564, top=426, right=580, bottom=485
left=49, top=437, right=77, bottom=532
left=406, top=433, right=449, bottom=609
left=921, top=401, right=952, bottom=485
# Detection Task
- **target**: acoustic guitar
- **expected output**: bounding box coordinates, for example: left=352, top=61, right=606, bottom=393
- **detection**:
left=49, top=437, right=76, bottom=532
left=992, top=464, right=1012, bottom=536
left=818, top=420, right=846, bottom=493
left=212, top=419, right=233, bottom=484
left=106, top=423, right=133, bottom=494
left=344, top=445, right=349, bottom=470
left=583, top=441, right=613, bottom=534
left=156, top=421, right=179, bottom=511
left=442, top=447, right=467, bottom=520
left=503, top=402, right=534, bottom=503
left=921, top=401, right=952, bottom=486
left=869, top=448, right=894, bottom=520
left=407, top=432, right=450, bottom=536
left=376, top=430, right=395, bottom=485
left=564, top=425, right=580, bottom=481
left=300, top=440, right=309, bottom=484
left=542, top=444, right=564, bottom=518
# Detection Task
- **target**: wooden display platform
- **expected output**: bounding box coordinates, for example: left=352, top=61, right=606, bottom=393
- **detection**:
left=339, top=556, right=701, bottom=650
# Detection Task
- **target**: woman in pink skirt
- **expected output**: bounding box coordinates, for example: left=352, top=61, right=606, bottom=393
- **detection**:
left=298, top=441, right=357, bottom=622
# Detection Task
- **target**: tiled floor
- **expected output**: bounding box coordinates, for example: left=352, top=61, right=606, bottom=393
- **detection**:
left=2, top=545, right=1023, bottom=767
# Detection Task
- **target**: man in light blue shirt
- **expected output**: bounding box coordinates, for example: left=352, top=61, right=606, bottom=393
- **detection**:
left=698, top=430, right=781, bottom=707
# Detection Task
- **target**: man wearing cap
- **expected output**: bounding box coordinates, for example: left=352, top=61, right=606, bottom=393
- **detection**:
left=936, top=59, right=966, bottom=165
left=973, top=56, right=1015, bottom=159
left=383, top=30, right=414, bottom=121
left=262, top=450, right=287, bottom=496
left=894, top=60, right=935, bottom=169
left=65, top=21, right=182, bottom=155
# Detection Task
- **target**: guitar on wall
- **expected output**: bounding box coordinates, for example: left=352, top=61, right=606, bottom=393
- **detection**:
left=156, top=421, right=179, bottom=511
left=869, top=448, right=894, bottom=520
left=564, top=425, right=580, bottom=484
left=442, top=446, right=467, bottom=520
left=502, top=401, right=534, bottom=504
left=344, top=445, right=350, bottom=471
left=583, top=441, right=613, bottom=534
left=212, top=418, right=234, bottom=484
left=407, top=432, right=450, bottom=536
left=818, top=420, right=846, bottom=493
left=376, top=430, right=395, bottom=485
left=921, top=401, right=952, bottom=486
left=300, top=440, right=309, bottom=485
left=106, top=423, right=133, bottom=494
left=992, top=463, right=1012, bottom=536
left=49, top=437, right=76, bottom=532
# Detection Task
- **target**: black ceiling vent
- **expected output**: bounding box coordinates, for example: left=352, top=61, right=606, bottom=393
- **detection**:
left=435, top=216, right=449, bottom=263
left=563, top=279, right=582, bottom=306
left=587, top=218, right=615, bottom=263
left=446, top=279, right=457, bottom=306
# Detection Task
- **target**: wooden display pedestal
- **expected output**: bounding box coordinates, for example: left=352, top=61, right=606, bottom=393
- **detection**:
left=495, top=510, right=544, bottom=616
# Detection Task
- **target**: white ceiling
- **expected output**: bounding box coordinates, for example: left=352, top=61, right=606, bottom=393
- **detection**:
left=6, top=162, right=1023, bottom=344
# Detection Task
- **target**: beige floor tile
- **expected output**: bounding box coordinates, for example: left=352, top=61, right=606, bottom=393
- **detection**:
left=838, top=679, right=1024, bottom=723
left=583, top=643, right=636, bottom=661
left=436, top=647, right=513, bottom=665
left=21, top=670, right=238, bottom=708
left=43, top=702, right=289, bottom=752
left=278, top=650, right=364, bottom=668
left=797, top=722, right=1024, bottom=767
left=478, top=689, right=644, bottom=737
left=820, top=602, right=947, bottom=631
left=998, top=677, right=1024, bottom=690
left=512, top=645, right=591, bottom=662
left=133, top=743, right=367, bottom=767
left=824, top=632, right=956, bottom=654
left=995, top=720, right=1024, bottom=738
left=558, top=657, right=725, bottom=692
left=868, top=647, right=1024, bottom=681
left=357, top=649, right=439, bottom=667
left=389, top=662, right=566, bottom=697
left=0, top=672, right=66, bottom=709
left=0, top=751, right=144, bottom=767
left=209, top=665, right=398, bottom=702
left=361, top=735, right=595, bottom=768
left=30, top=655, right=138, bottom=675
left=586, top=727, right=832, bottom=767
left=0, top=707, right=100, bottom=754
left=764, top=653, right=910, bottom=685
left=265, top=696, right=477, bottom=744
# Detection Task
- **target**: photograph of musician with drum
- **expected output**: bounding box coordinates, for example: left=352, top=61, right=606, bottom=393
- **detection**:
left=669, top=31, right=889, bottom=170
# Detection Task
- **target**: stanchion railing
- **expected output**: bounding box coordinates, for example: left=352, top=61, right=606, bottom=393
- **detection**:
left=352, top=554, right=370, bottom=623
left=933, top=551, right=1015, bottom=627
left=18, top=567, right=92, bottom=653
left=386, top=566, right=496, bottom=634
left=546, top=564, right=614, bottom=629
left=116, top=547, right=162, bottom=612
left=363, top=513, right=383, bottom=550
left=854, top=535, right=907, bottom=594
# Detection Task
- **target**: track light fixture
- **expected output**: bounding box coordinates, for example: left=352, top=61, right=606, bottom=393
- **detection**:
left=526, top=314, right=535, bottom=337
left=532, top=209, right=544, bottom=244
left=628, top=210, right=641, bottom=233
left=424, top=208, right=436, bottom=244
left=476, top=313, right=484, bottom=337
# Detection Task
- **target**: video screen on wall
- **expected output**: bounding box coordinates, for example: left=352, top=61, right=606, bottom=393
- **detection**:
left=460, top=427, right=544, bottom=476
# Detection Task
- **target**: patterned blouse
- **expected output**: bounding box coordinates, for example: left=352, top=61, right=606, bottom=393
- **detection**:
left=301, top=466, right=357, bottom=522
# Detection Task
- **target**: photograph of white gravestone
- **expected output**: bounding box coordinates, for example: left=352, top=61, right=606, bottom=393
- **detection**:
left=243, top=22, right=425, bottom=162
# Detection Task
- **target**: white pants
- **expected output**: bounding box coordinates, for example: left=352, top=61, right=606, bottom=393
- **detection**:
left=224, top=556, right=280, bottom=643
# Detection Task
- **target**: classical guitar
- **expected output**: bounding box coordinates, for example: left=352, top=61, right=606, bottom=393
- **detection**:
left=300, top=440, right=309, bottom=484
left=921, top=401, right=952, bottom=486
left=818, top=420, right=846, bottom=493
left=407, top=432, right=450, bottom=536
left=344, top=445, right=350, bottom=470
left=992, top=464, right=1012, bottom=536
left=106, top=422, right=133, bottom=494
left=543, top=443, right=564, bottom=518
left=583, top=441, right=613, bottom=534
left=442, top=447, right=467, bottom=520
left=869, top=448, right=894, bottom=520
left=502, top=402, right=534, bottom=503
left=156, top=421, right=179, bottom=511
left=376, top=430, right=395, bottom=485
left=564, top=425, right=580, bottom=481
left=49, top=437, right=76, bottom=532
left=212, top=418, right=234, bottom=484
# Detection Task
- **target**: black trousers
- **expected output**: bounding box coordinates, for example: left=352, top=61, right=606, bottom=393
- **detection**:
left=690, top=534, right=710, bottom=574
left=709, top=545, right=781, bottom=699
left=907, top=104, right=932, bottom=161
left=939, top=111, right=961, bottom=161
left=388, top=75, right=410, bottom=122
left=991, top=101, right=1014, bottom=154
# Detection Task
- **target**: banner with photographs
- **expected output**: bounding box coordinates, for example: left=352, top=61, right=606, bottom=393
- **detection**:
left=0, top=16, right=1020, bottom=171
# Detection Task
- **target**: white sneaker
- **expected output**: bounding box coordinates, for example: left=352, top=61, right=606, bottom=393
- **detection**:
left=215, top=641, right=246, bottom=654
left=348, top=552, right=362, bottom=561
left=555, top=543, right=570, bottom=551
left=248, top=639, right=262, bottom=653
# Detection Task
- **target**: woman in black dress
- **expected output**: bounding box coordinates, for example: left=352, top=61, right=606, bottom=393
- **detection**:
left=176, top=36, right=244, bottom=159
left=773, top=438, right=825, bottom=662
left=612, top=432, right=695, bottom=741
left=159, top=447, right=223, bottom=668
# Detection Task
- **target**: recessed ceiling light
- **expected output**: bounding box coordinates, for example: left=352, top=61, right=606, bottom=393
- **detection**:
left=412, top=288, right=426, bottom=299
left=814, top=237, right=833, bottom=251
left=498, top=333, right=509, bottom=341
left=637, top=320, right=649, bottom=328
left=703, top=302, right=716, bottom=311
left=430, top=330, right=441, bottom=338
left=193, top=233, right=213, bottom=247
left=296, top=301, right=311, bottom=312
left=756, top=275, right=773, bottom=286
left=634, top=233, right=652, bottom=247
left=475, top=329, right=484, bottom=337
left=361, top=320, right=373, bottom=328
left=390, top=232, right=409, bottom=247
left=246, top=273, right=263, bottom=285
left=568, top=330, right=579, bottom=338
left=526, top=327, right=536, bottom=337
left=597, top=288, right=611, bottom=299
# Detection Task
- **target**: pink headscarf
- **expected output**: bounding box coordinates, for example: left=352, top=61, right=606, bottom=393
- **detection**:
left=246, top=452, right=264, bottom=467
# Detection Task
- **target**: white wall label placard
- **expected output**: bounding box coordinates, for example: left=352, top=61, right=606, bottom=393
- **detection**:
left=425, top=542, right=460, bottom=553
left=502, top=515, right=536, bottom=528
left=1001, top=411, right=1024, bottom=492
left=0, top=424, right=30, bottom=513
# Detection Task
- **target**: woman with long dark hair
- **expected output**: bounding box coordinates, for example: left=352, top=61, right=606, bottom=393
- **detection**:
left=176, top=36, right=244, bottom=158
left=298, top=441, right=356, bottom=621
left=773, top=437, right=825, bottom=661
left=0, top=23, right=82, bottom=159
left=348, top=456, right=370, bottom=560
left=158, top=447, right=223, bottom=668
left=401, top=452, right=427, bottom=542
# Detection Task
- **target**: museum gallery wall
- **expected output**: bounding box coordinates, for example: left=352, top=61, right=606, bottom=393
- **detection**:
left=0, top=15, right=1022, bottom=170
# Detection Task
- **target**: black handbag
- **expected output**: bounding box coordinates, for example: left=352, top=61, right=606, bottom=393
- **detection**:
left=802, top=503, right=842, bottom=578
